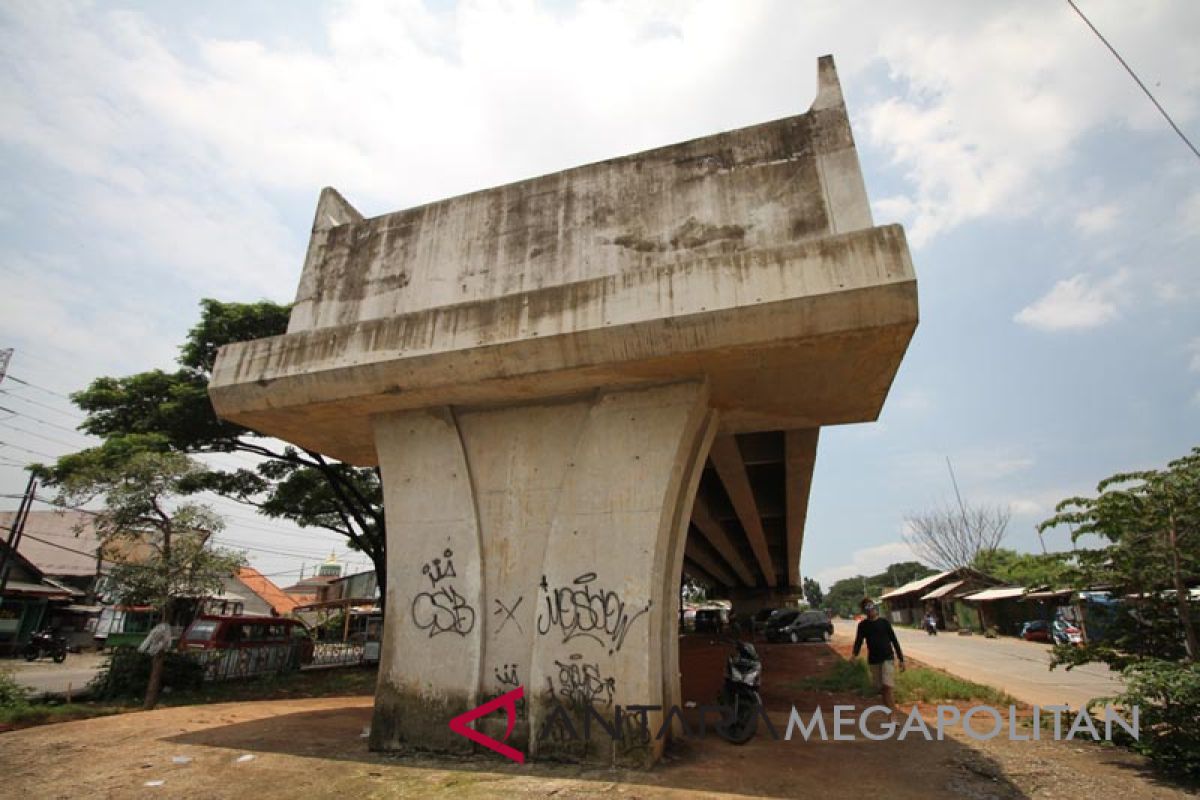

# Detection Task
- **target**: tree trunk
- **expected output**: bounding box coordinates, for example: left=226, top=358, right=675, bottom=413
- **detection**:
left=144, top=650, right=165, bottom=710
left=372, top=552, right=386, bottom=615
left=1168, top=515, right=1199, bottom=661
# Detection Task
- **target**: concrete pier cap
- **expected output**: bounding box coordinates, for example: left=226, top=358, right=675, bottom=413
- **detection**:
left=209, top=56, right=917, bottom=766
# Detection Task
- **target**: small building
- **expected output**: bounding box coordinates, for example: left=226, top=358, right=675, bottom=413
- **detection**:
left=959, top=586, right=1033, bottom=635
left=283, top=552, right=344, bottom=604
left=233, top=566, right=304, bottom=617
left=881, top=568, right=1002, bottom=630
left=0, top=541, right=85, bottom=654
left=294, top=568, right=381, bottom=643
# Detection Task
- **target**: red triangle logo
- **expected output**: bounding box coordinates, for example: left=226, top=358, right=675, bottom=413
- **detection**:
left=448, top=685, right=526, bottom=763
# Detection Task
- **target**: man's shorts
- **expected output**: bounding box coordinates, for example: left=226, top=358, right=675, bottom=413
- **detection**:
left=870, top=659, right=896, bottom=689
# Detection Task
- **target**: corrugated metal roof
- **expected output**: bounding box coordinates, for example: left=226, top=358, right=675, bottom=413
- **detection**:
left=963, top=586, right=1027, bottom=602
left=880, top=570, right=952, bottom=600
left=920, top=579, right=966, bottom=600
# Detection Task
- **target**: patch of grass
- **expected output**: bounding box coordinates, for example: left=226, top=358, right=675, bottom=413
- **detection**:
left=2, top=666, right=378, bottom=731
left=895, top=666, right=1014, bottom=705
left=160, top=665, right=378, bottom=707
left=788, top=657, right=1014, bottom=705
left=0, top=701, right=129, bottom=728
left=789, top=657, right=873, bottom=695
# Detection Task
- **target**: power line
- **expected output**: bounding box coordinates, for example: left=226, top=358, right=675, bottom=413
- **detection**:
left=1066, top=0, right=1200, bottom=163
left=1, top=493, right=337, bottom=562
left=0, top=419, right=83, bottom=449
left=4, top=374, right=75, bottom=401
left=0, top=441, right=58, bottom=460
left=0, top=405, right=91, bottom=438
left=0, top=388, right=85, bottom=421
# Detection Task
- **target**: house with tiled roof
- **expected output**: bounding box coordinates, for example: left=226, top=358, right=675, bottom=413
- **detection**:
left=233, top=567, right=302, bottom=616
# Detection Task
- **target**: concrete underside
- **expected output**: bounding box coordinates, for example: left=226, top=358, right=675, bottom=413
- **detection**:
left=209, top=56, right=918, bottom=766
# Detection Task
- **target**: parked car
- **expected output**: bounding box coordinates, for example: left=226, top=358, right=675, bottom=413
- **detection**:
left=765, top=610, right=833, bottom=643
left=751, top=608, right=784, bottom=635
left=1020, top=618, right=1084, bottom=646
left=178, top=615, right=315, bottom=665
left=1051, top=618, right=1084, bottom=646
left=1019, top=619, right=1053, bottom=642
left=694, top=608, right=728, bottom=633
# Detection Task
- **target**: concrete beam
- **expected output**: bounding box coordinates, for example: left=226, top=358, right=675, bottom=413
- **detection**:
left=684, top=539, right=738, bottom=587
left=690, top=492, right=757, bottom=586
left=709, top=434, right=777, bottom=587
left=784, top=428, right=820, bottom=588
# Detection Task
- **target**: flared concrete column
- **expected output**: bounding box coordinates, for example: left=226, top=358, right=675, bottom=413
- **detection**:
left=370, top=381, right=712, bottom=764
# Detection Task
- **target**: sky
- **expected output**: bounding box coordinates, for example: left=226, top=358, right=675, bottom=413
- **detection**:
left=0, top=0, right=1197, bottom=590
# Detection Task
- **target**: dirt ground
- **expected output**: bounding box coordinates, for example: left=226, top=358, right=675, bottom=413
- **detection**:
left=0, top=637, right=1193, bottom=799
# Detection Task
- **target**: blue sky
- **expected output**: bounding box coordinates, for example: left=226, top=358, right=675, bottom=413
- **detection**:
left=1, top=1, right=1197, bottom=588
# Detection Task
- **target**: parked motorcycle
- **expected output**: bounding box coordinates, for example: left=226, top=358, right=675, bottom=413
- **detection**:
left=716, top=638, right=763, bottom=744
left=23, top=629, right=67, bottom=663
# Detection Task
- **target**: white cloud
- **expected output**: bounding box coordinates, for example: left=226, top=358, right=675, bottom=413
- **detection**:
left=893, top=447, right=1036, bottom=488
left=1014, top=271, right=1128, bottom=331
left=863, top=1, right=1200, bottom=246
left=1074, top=203, right=1120, bottom=235
left=1188, top=338, right=1200, bottom=373
left=890, top=388, right=932, bottom=413
left=811, top=541, right=915, bottom=589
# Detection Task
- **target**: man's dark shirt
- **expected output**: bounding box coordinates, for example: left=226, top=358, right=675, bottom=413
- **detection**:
left=853, top=617, right=904, bottom=664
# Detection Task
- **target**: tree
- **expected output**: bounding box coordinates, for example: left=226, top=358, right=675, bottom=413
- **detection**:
left=1038, top=447, right=1200, bottom=779
left=823, top=561, right=936, bottom=617
left=802, top=577, right=823, bottom=607
left=1039, top=446, right=1200, bottom=662
left=903, top=503, right=1010, bottom=572
left=680, top=574, right=708, bottom=603
left=972, top=548, right=1074, bottom=587
left=52, top=451, right=244, bottom=709
left=33, top=299, right=388, bottom=598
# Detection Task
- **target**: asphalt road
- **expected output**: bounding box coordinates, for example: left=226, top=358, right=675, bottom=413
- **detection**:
left=5, top=651, right=105, bottom=698
left=834, top=619, right=1124, bottom=710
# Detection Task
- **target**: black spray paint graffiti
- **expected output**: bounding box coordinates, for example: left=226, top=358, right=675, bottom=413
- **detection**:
left=493, top=663, right=520, bottom=688
left=549, top=653, right=616, bottom=708
left=411, top=549, right=476, bottom=638
left=493, top=596, right=524, bottom=635
left=536, top=573, right=652, bottom=655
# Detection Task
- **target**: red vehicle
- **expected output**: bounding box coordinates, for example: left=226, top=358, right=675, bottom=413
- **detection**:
left=179, top=616, right=315, bottom=676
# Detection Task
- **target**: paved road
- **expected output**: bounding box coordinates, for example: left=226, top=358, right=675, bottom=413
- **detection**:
left=5, top=652, right=105, bottom=698
left=834, top=619, right=1124, bottom=710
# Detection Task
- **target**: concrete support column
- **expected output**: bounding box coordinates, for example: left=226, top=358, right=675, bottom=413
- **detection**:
left=369, top=381, right=712, bottom=764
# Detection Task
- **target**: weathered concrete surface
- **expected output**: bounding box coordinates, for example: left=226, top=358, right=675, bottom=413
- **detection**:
left=370, top=382, right=712, bottom=766
left=210, top=58, right=915, bottom=467
left=208, top=56, right=918, bottom=765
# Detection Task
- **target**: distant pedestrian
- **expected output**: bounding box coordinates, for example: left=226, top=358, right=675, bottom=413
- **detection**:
left=852, top=597, right=906, bottom=714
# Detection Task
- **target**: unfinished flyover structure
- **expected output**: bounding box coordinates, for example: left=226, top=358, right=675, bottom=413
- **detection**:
left=209, top=56, right=918, bottom=765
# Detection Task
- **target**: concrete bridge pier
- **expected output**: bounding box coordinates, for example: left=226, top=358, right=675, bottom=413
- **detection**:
left=369, top=382, right=714, bottom=765
left=208, top=56, right=918, bottom=767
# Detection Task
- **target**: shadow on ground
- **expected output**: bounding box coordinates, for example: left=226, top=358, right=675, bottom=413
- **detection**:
left=165, top=637, right=1030, bottom=800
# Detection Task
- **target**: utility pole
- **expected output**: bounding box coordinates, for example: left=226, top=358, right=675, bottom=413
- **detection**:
left=0, top=472, right=37, bottom=605
left=946, top=456, right=971, bottom=534
left=0, top=348, right=12, bottom=385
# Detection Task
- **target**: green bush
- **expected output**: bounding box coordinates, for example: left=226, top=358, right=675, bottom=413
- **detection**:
left=1100, top=659, right=1200, bottom=781
left=89, top=647, right=204, bottom=700
left=0, top=667, right=29, bottom=709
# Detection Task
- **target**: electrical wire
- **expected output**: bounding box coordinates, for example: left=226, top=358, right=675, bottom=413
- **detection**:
left=0, top=405, right=90, bottom=438
left=0, top=441, right=58, bottom=460
left=1066, top=0, right=1200, bottom=162
left=0, top=388, right=85, bottom=421
left=0, top=419, right=84, bottom=449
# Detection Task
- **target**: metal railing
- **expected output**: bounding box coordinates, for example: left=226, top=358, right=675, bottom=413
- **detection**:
left=187, top=642, right=306, bottom=682
left=309, top=641, right=365, bottom=668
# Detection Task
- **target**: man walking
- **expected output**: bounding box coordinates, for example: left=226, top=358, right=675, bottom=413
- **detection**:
left=852, top=597, right=905, bottom=713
